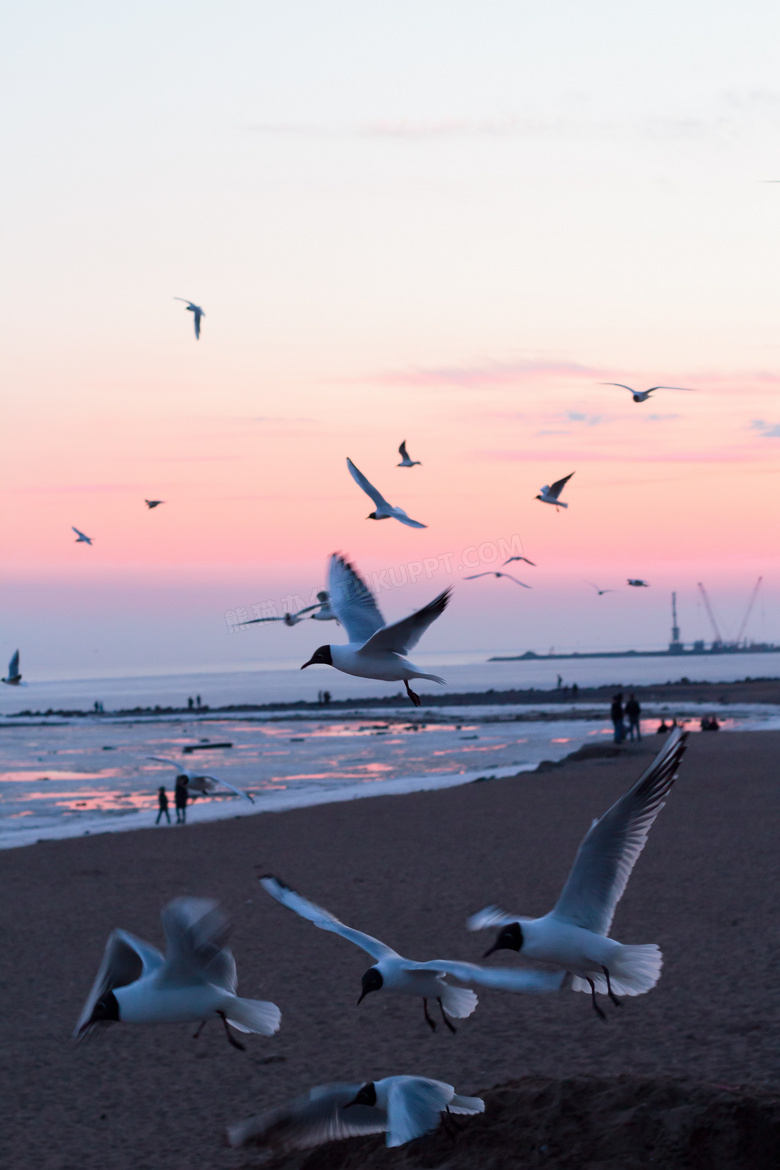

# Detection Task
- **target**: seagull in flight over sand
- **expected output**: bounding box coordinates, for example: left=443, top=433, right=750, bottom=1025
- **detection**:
left=259, top=876, right=564, bottom=1034
left=468, top=730, right=688, bottom=1019
left=74, top=896, right=280, bottom=1049
left=503, top=555, right=536, bottom=567
left=300, top=554, right=449, bottom=706
left=347, top=459, right=426, bottom=528
left=227, top=1075, right=484, bottom=1153
left=72, top=527, right=93, bottom=545
left=2, top=650, right=22, bottom=685
left=586, top=582, right=614, bottom=596
left=602, top=383, right=696, bottom=404
left=397, top=440, right=421, bottom=468
left=145, top=499, right=165, bottom=509
left=464, top=572, right=531, bottom=588
left=174, top=298, right=205, bottom=340
left=147, top=757, right=254, bottom=803
left=627, top=579, right=650, bottom=588
left=536, top=473, right=574, bottom=510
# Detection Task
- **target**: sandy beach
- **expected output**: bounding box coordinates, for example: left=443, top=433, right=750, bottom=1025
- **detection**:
left=2, top=730, right=780, bottom=1169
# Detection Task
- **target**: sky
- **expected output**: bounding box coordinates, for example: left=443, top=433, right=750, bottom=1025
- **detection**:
left=2, top=1, right=779, bottom=676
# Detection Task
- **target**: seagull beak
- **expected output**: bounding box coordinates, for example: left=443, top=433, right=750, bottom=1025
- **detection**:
left=482, top=943, right=499, bottom=958
left=356, top=989, right=367, bottom=1005
left=300, top=657, right=314, bottom=669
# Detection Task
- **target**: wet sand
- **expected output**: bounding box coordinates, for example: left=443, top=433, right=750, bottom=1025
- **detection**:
left=2, top=730, right=779, bottom=1169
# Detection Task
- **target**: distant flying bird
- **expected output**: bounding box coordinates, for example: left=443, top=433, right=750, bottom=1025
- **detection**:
left=602, top=383, right=696, bottom=404
left=464, top=572, right=531, bottom=589
left=397, top=440, right=421, bottom=468
left=2, top=650, right=22, bottom=685
left=627, top=579, right=650, bottom=588
left=536, top=472, right=574, bottom=510
left=227, top=1076, right=485, bottom=1153
left=586, top=582, right=614, bottom=596
left=238, top=603, right=322, bottom=629
left=503, top=555, right=536, bottom=567
left=260, top=875, right=564, bottom=1033
left=174, top=298, right=205, bottom=340
left=469, top=730, right=688, bottom=1019
left=147, top=757, right=255, bottom=803
left=346, top=459, right=426, bottom=528
left=301, top=554, right=449, bottom=706
left=309, top=590, right=340, bottom=623
left=73, top=897, right=280, bottom=1048
left=72, top=527, right=93, bottom=544
left=145, top=499, right=165, bottom=509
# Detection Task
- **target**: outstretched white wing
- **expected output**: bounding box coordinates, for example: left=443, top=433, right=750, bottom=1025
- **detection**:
left=74, top=928, right=164, bottom=1037
left=327, top=554, right=385, bottom=644
left=360, top=589, right=451, bottom=657
left=385, top=1077, right=453, bottom=1147
left=159, top=896, right=234, bottom=986
left=405, top=958, right=566, bottom=994
left=466, top=905, right=524, bottom=932
left=346, top=458, right=388, bottom=509
left=392, top=509, right=426, bottom=529
left=500, top=574, right=531, bottom=588
left=227, top=1083, right=383, bottom=1151
left=259, top=876, right=399, bottom=960
left=190, top=772, right=254, bottom=803
left=551, top=729, right=688, bottom=935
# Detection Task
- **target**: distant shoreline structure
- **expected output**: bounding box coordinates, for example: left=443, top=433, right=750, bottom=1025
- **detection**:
left=490, top=645, right=780, bottom=663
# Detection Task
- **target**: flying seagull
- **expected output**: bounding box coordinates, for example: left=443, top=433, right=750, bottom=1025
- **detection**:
left=147, top=757, right=255, bottom=803
left=464, top=572, right=531, bottom=588
left=586, top=582, right=614, bottom=596
left=627, top=579, right=650, bottom=588
left=174, top=298, right=205, bottom=340
left=300, top=554, right=449, bottom=706
left=469, top=730, right=688, bottom=1019
left=602, top=383, right=696, bottom=404
left=72, top=527, right=93, bottom=545
left=227, top=1076, right=484, bottom=1153
left=145, top=499, right=165, bottom=509
left=259, top=875, right=564, bottom=1033
left=2, top=650, right=22, bottom=685
left=309, top=590, right=340, bottom=623
left=346, top=459, right=426, bottom=528
left=536, top=472, right=574, bottom=510
left=74, top=896, right=281, bottom=1048
left=238, top=602, right=322, bottom=629
left=503, top=555, right=536, bottom=567
left=397, top=440, right=421, bottom=468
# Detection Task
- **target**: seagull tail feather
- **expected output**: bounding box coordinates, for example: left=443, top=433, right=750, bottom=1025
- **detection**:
left=224, top=996, right=282, bottom=1036
left=412, top=672, right=446, bottom=685
left=440, top=982, right=479, bottom=1019
left=571, top=943, right=662, bottom=998
left=449, top=1095, right=485, bottom=1115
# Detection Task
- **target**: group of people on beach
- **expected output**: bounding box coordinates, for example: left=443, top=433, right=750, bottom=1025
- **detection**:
left=610, top=693, right=642, bottom=743
left=155, top=775, right=189, bottom=824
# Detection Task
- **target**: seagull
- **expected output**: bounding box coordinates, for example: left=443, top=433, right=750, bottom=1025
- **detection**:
left=397, top=440, right=421, bottom=468
left=72, top=527, right=93, bottom=544
left=535, top=472, right=574, bottom=510
left=147, top=757, right=254, bottom=803
left=602, top=383, right=696, bottom=404
left=237, top=602, right=322, bottom=629
left=145, top=499, right=165, bottom=509
left=464, top=572, right=531, bottom=588
left=468, top=729, right=688, bottom=1019
left=259, top=875, right=564, bottom=1033
left=309, top=590, right=340, bottom=623
left=174, top=298, right=205, bottom=339
left=503, top=555, right=536, bottom=567
left=227, top=1076, right=484, bottom=1153
left=300, top=554, right=449, bottom=706
left=586, top=582, right=614, bottom=596
left=347, top=459, right=426, bottom=528
left=2, top=650, right=22, bottom=685
left=74, top=896, right=281, bottom=1048
left=627, top=579, right=650, bottom=588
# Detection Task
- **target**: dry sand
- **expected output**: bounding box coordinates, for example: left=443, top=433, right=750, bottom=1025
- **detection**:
left=2, top=730, right=780, bottom=1169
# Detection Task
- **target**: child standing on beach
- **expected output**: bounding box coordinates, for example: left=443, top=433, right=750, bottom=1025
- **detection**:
left=155, top=786, right=170, bottom=825
left=174, top=775, right=189, bottom=824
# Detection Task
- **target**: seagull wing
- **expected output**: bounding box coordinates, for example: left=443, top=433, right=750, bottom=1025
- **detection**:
left=398, top=440, right=409, bottom=459
left=8, top=650, right=19, bottom=678
left=385, top=1078, right=453, bottom=1147
left=173, top=298, right=194, bottom=306
left=195, top=772, right=255, bottom=803
left=147, top=756, right=181, bottom=770
left=601, top=383, right=636, bottom=394
left=327, top=554, right=385, bottom=644
left=259, top=876, right=399, bottom=960
left=465, top=905, right=523, bottom=932
left=392, top=510, right=427, bottom=528
left=646, top=386, right=696, bottom=392
left=464, top=573, right=491, bottom=580
left=504, top=556, right=536, bottom=566
left=360, top=588, right=451, bottom=657
left=547, top=472, right=574, bottom=500
left=500, top=574, right=531, bottom=588
left=193, top=310, right=201, bottom=339
left=73, top=929, right=164, bottom=1037
left=406, top=959, right=566, bottom=994
left=237, top=616, right=283, bottom=625
left=551, top=729, right=688, bottom=935
left=346, top=458, right=388, bottom=509
left=159, top=896, right=234, bottom=985
left=226, top=1084, right=384, bottom=1151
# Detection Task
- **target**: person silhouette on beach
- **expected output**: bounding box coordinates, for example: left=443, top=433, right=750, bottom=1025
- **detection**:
left=155, top=786, right=171, bottom=825
left=610, top=693, right=625, bottom=743
left=174, top=775, right=189, bottom=824
left=625, top=693, right=641, bottom=741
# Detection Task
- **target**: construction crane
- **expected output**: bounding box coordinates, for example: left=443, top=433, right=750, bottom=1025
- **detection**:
left=735, top=576, right=762, bottom=647
left=697, top=582, right=724, bottom=649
